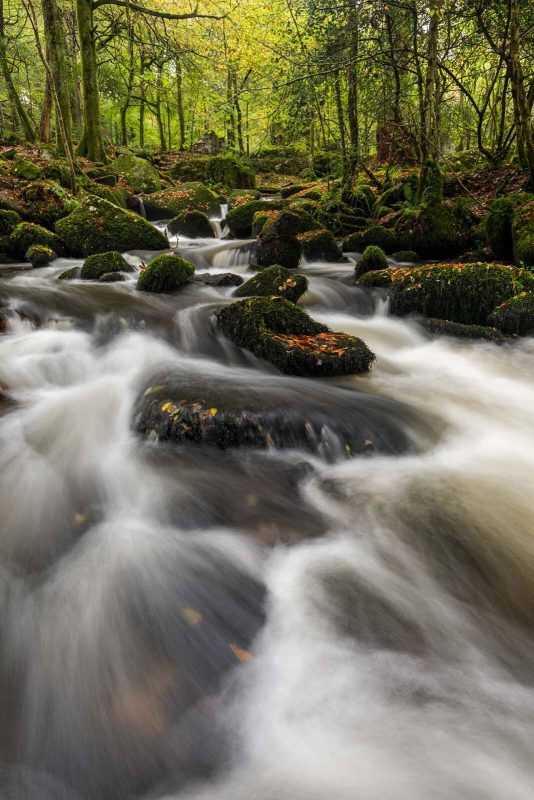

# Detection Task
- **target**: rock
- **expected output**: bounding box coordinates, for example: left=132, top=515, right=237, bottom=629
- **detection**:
left=419, top=318, right=507, bottom=342
left=171, top=153, right=256, bottom=189
left=25, top=244, right=56, bottom=267
left=80, top=251, right=133, bottom=280
left=300, top=229, right=342, bottom=262
left=394, top=203, right=471, bottom=258
left=142, top=183, right=219, bottom=219
left=9, top=223, right=65, bottom=260
left=216, top=296, right=375, bottom=376
left=57, top=266, right=80, bottom=280
left=486, top=197, right=514, bottom=260
left=137, top=254, right=195, bottom=293
left=55, top=196, right=168, bottom=256
left=0, top=209, right=21, bottom=236
left=392, top=250, right=421, bottom=262
left=0, top=307, right=7, bottom=333
left=167, top=210, right=215, bottom=238
left=487, top=292, right=534, bottom=335
left=12, top=159, right=43, bottom=180
left=42, top=159, right=75, bottom=188
left=233, top=265, right=308, bottom=302
left=195, top=272, right=243, bottom=287
left=389, top=262, right=534, bottom=325
left=110, top=154, right=161, bottom=193
left=355, top=245, right=389, bottom=278
left=226, top=200, right=286, bottom=238
left=256, top=211, right=302, bottom=270
left=356, top=267, right=395, bottom=287
left=342, top=225, right=397, bottom=254
left=22, top=180, right=78, bottom=227
left=228, top=189, right=261, bottom=208
left=99, top=271, right=126, bottom=283
left=512, top=198, right=534, bottom=267
left=0, top=190, right=25, bottom=215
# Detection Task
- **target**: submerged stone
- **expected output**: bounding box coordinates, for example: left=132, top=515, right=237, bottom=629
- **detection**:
left=195, top=272, right=243, bottom=287
left=419, top=318, right=506, bottom=343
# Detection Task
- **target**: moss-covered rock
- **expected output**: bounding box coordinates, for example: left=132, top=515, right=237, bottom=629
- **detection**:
left=137, top=254, right=195, bottom=293
left=486, top=197, right=514, bottom=260
left=355, top=246, right=389, bottom=278
left=0, top=209, right=21, bottom=236
left=300, top=229, right=342, bottom=262
left=99, top=271, right=126, bottom=283
left=42, top=159, right=75, bottom=188
left=512, top=199, right=534, bottom=267
left=57, top=266, right=80, bottom=280
left=487, top=292, right=534, bottom=335
left=216, top=296, right=375, bottom=376
left=419, top=318, right=506, bottom=343
left=390, top=262, right=534, bottom=324
left=392, top=250, right=421, bottom=262
left=12, top=159, right=43, bottom=180
left=80, top=251, right=132, bottom=280
left=25, top=244, right=56, bottom=267
left=142, top=183, right=219, bottom=219
left=256, top=211, right=302, bottom=269
left=22, top=180, right=78, bottom=227
left=356, top=268, right=395, bottom=288
left=394, top=204, right=471, bottom=258
left=55, top=196, right=167, bottom=256
left=234, top=265, right=308, bottom=302
left=195, top=272, right=243, bottom=287
left=226, top=199, right=286, bottom=238
left=10, top=223, right=65, bottom=260
left=171, top=153, right=256, bottom=189
left=342, top=225, right=397, bottom=254
left=110, top=154, right=161, bottom=193
left=167, top=210, right=214, bottom=238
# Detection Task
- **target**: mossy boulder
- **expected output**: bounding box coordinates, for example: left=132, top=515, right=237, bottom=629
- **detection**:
left=142, top=183, right=219, bottom=219
left=342, top=225, right=397, bottom=254
left=9, top=223, right=65, bottom=260
left=392, top=250, right=421, bottom=263
left=0, top=209, right=21, bottom=236
left=167, top=210, right=214, bottom=238
left=394, top=204, right=471, bottom=258
left=226, top=200, right=286, bottom=238
left=217, top=297, right=375, bottom=376
left=57, top=266, right=80, bottom=280
left=420, top=318, right=506, bottom=343
left=512, top=199, right=534, bottom=267
left=25, top=244, right=56, bottom=267
left=486, top=197, right=514, bottom=260
left=300, top=229, right=342, bottom=262
left=100, top=272, right=126, bottom=283
left=355, top=246, right=389, bottom=278
left=389, top=262, right=534, bottom=324
left=22, top=180, right=78, bottom=227
left=137, top=254, right=195, bottom=293
left=234, top=265, right=308, bottom=302
left=110, top=154, right=161, bottom=193
left=487, top=292, right=534, bottom=335
left=171, top=153, right=256, bottom=189
left=356, top=268, right=395, bottom=288
left=42, top=159, right=75, bottom=188
left=55, top=196, right=167, bottom=256
left=256, top=211, right=302, bottom=269
left=80, top=251, right=132, bottom=280
left=12, top=159, right=43, bottom=180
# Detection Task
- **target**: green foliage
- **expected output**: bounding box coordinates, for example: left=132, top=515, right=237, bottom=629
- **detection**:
left=137, top=254, right=195, bottom=293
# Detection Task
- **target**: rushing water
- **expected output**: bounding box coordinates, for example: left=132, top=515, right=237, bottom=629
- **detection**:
left=1, top=212, right=534, bottom=800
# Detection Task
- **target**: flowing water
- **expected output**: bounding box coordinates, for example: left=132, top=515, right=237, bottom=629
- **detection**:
left=1, top=211, right=534, bottom=800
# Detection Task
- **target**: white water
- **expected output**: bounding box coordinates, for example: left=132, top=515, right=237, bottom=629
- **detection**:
left=1, top=232, right=534, bottom=800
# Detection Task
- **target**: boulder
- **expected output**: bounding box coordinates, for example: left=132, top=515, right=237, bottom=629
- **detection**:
left=486, top=197, right=514, bottom=260
left=57, top=267, right=80, bottom=280
left=137, top=254, right=195, bottom=293
left=167, top=210, right=215, bottom=238
left=142, top=183, right=219, bottom=219
left=512, top=198, right=534, bottom=267
left=99, top=272, right=126, bottom=283
left=256, top=211, right=302, bottom=270
left=300, top=229, right=342, bottom=262
left=55, top=196, right=167, bottom=256
left=22, top=180, right=78, bottom=227
left=419, top=318, right=506, bottom=343
left=194, top=272, right=243, bottom=287
left=392, top=250, right=421, bottom=262
left=110, top=154, right=161, bottom=194
left=342, top=225, right=397, bottom=254
left=25, top=244, right=56, bottom=267
left=355, top=246, right=389, bottom=278
left=356, top=267, right=395, bottom=288
left=0, top=209, right=21, bottom=236
left=233, top=265, right=308, bottom=302
left=226, top=200, right=286, bottom=238
left=171, top=153, right=256, bottom=189
left=394, top=204, right=471, bottom=258
left=9, top=223, right=65, bottom=260
left=12, top=159, right=43, bottom=180
left=216, top=296, right=375, bottom=376
left=487, top=292, right=534, bottom=335
left=80, top=251, right=133, bottom=280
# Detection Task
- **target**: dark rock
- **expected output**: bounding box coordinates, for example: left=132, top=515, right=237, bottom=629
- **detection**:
left=355, top=246, right=389, bottom=278
left=300, top=229, right=342, bottom=262
left=487, top=292, right=534, bottom=335
left=342, top=225, right=397, bottom=254
left=168, top=210, right=215, bottom=238
left=233, top=265, right=308, bottom=302
left=419, top=318, right=506, bottom=343
left=195, top=272, right=243, bottom=287
left=99, top=271, right=126, bottom=283
left=25, top=244, right=56, bottom=267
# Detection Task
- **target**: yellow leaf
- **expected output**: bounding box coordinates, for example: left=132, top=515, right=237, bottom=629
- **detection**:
left=207, top=407, right=218, bottom=416
left=229, top=643, right=253, bottom=662
left=181, top=607, right=204, bottom=627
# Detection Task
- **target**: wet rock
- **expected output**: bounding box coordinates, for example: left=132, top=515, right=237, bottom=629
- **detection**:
left=137, top=254, right=195, bottom=293
left=100, top=271, right=126, bottom=283
left=55, top=196, right=168, bottom=256
left=342, top=225, right=397, bottom=254
left=0, top=209, right=21, bottom=236
left=110, top=153, right=161, bottom=193
left=394, top=203, right=472, bottom=258
left=26, top=244, right=56, bottom=267
left=487, top=292, right=534, bottom=335
left=58, top=266, right=80, bottom=280
left=226, top=200, right=286, bottom=238
left=22, top=180, right=78, bottom=227
left=355, top=245, right=389, bottom=278
left=392, top=250, right=421, bottom=263
left=168, top=210, right=215, bottom=238
left=216, top=296, right=375, bottom=376
left=256, top=211, right=302, bottom=270
left=80, top=251, right=133, bottom=280
left=142, top=183, right=219, bottom=220
left=300, top=229, right=342, bottom=262
left=356, top=267, right=396, bottom=287
left=9, top=222, right=65, bottom=260
left=512, top=198, right=534, bottom=267
left=194, top=272, right=243, bottom=287
left=233, top=265, right=307, bottom=302
left=419, top=318, right=507, bottom=343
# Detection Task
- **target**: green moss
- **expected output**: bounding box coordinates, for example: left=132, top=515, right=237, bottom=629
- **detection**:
left=172, top=153, right=256, bottom=189
left=485, top=198, right=514, bottom=260
left=234, top=265, right=308, bottom=302
left=300, top=229, right=342, bottom=262
left=342, top=225, right=397, bottom=254
left=25, top=244, right=56, bottom=267
left=487, top=292, right=534, bottom=335
left=395, top=204, right=470, bottom=258
left=217, top=296, right=375, bottom=376
left=392, top=250, right=421, bottom=262
left=12, top=159, right=43, bottom=180
left=256, top=211, right=302, bottom=269
left=355, top=246, right=388, bottom=277
left=42, top=160, right=75, bottom=188
left=137, top=254, right=194, bottom=293
left=22, top=180, right=78, bottom=227
left=57, top=266, right=80, bottom=280
left=55, top=196, right=168, bottom=256
left=99, top=272, right=126, bottom=283
left=356, top=268, right=394, bottom=287
left=80, top=251, right=132, bottom=280
left=390, top=262, right=534, bottom=324
left=419, top=159, right=443, bottom=208
left=512, top=199, right=534, bottom=267
left=144, top=182, right=219, bottom=217
left=280, top=184, right=308, bottom=198
left=167, top=210, right=214, bottom=238
left=10, top=223, right=65, bottom=259
left=84, top=182, right=122, bottom=207
left=226, top=199, right=287, bottom=238
left=420, top=318, right=506, bottom=343
left=110, top=154, right=161, bottom=193
left=0, top=209, right=21, bottom=236
left=251, top=210, right=272, bottom=236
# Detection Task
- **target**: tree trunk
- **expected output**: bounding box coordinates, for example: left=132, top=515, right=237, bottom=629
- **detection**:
left=417, top=0, right=440, bottom=202
left=176, top=59, right=185, bottom=149
left=76, top=0, right=107, bottom=162
left=345, top=9, right=359, bottom=184
left=509, top=0, right=534, bottom=187
left=41, top=0, right=73, bottom=156
left=0, top=0, right=37, bottom=141
left=39, top=70, right=52, bottom=141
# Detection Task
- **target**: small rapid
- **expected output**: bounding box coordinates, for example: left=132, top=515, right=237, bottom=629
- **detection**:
left=1, top=220, right=534, bottom=800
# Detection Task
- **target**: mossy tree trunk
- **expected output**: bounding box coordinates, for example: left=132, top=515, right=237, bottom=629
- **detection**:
left=76, top=0, right=108, bottom=163
left=0, top=0, right=37, bottom=141
left=417, top=0, right=440, bottom=204
left=509, top=0, right=534, bottom=189
left=41, top=0, right=74, bottom=157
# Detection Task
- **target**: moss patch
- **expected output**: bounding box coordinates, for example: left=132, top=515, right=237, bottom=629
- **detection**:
left=300, top=229, right=342, bottom=262
left=355, top=246, right=389, bottom=278
left=22, top=180, right=78, bottom=228
left=234, top=265, right=308, bottom=302
left=25, top=244, right=56, bottom=267
left=420, top=318, right=506, bottom=343
left=512, top=199, right=534, bottom=267
left=343, top=225, right=397, bottom=254
left=110, top=154, right=161, bottom=193
left=137, top=254, right=195, bottom=293
left=226, top=199, right=286, bottom=238
left=80, top=251, right=132, bottom=280
left=143, top=183, right=219, bottom=218
left=10, top=223, right=65, bottom=260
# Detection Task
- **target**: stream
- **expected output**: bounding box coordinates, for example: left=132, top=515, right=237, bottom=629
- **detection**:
left=1, top=208, right=534, bottom=800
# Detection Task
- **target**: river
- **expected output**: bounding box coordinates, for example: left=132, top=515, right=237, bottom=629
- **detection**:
left=1, top=209, right=534, bottom=800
